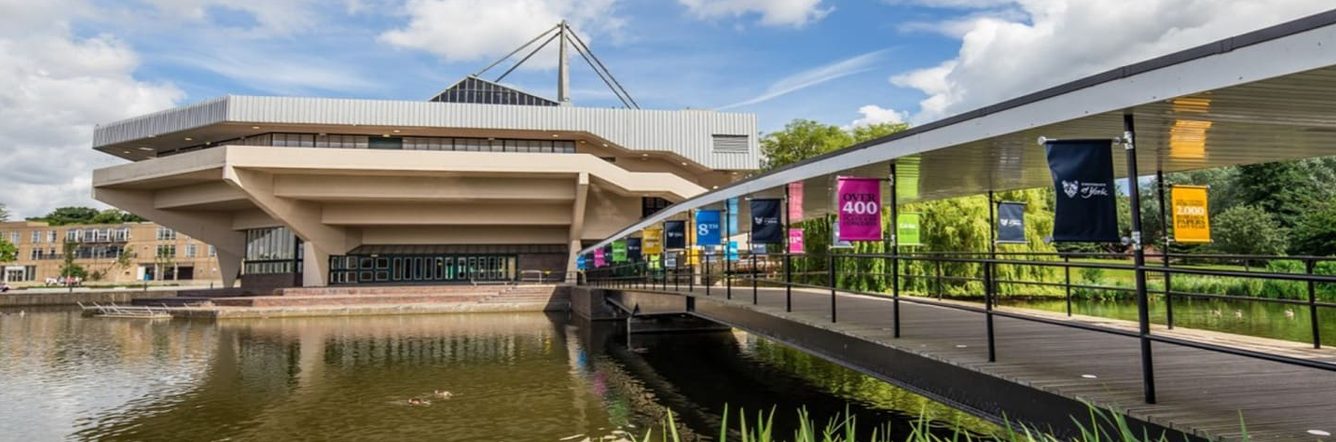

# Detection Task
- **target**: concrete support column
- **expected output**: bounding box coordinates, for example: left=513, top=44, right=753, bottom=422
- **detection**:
left=566, top=173, right=590, bottom=283
left=302, top=242, right=330, bottom=287
left=218, top=249, right=242, bottom=288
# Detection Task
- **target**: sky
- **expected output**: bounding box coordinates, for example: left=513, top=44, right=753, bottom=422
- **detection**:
left=0, top=0, right=1332, bottom=219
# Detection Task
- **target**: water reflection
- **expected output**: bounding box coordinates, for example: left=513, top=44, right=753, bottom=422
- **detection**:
left=0, top=309, right=991, bottom=441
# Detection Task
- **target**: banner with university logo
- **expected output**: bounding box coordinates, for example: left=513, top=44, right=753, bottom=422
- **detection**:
left=664, top=221, right=687, bottom=249
left=997, top=202, right=1027, bottom=244
left=612, top=240, right=627, bottom=262
left=787, top=182, right=804, bottom=221
left=1171, top=185, right=1212, bottom=243
left=789, top=228, right=804, bottom=254
left=749, top=198, right=783, bottom=244
left=642, top=227, right=663, bottom=254
left=626, top=238, right=643, bottom=261
left=593, top=248, right=606, bottom=267
left=695, top=209, right=722, bottom=246
left=897, top=213, right=922, bottom=246
left=1045, top=139, right=1120, bottom=242
left=836, top=177, right=883, bottom=242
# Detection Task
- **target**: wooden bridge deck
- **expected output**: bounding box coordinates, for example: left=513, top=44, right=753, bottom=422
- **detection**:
left=612, top=282, right=1336, bottom=441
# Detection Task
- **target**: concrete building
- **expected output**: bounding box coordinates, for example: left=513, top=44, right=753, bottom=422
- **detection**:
left=90, top=59, right=757, bottom=290
left=0, top=220, right=223, bottom=286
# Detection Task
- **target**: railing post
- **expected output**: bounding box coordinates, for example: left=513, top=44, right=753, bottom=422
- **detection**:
left=1157, top=169, right=1173, bottom=330
left=1309, top=258, right=1322, bottom=349
left=705, top=252, right=712, bottom=297
left=785, top=252, right=793, bottom=312
left=688, top=256, right=695, bottom=293
left=673, top=252, right=680, bottom=291
left=936, top=258, right=943, bottom=300
left=726, top=246, right=733, bottom=300
left=985, top=256, right=996, bottom=363
left=890, top=161, right=901, bottom=338
left=1064, top=254, right=1072, bottom=317
left=829, top=252, right=837, bottom=323
left=752, top=251, right=759, bottom=305
left=1124, top=113, right=1158, bottom=404
left=1164, top=257, right=1175, bottom=330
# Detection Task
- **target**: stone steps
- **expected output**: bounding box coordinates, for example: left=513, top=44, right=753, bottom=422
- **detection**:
left=211, top=293, right=494, bottom=307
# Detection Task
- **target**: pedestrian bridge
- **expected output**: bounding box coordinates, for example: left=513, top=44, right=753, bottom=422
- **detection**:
left=576, top=272, right=1336, bottom=441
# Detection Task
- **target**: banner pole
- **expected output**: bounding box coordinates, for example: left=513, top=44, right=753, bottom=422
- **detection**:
left=986, top=189, right=997, bottom=363
left=1157, top=169, right=1174, bottom=329
left=890, top=162, right=901, bottom=338
left=726, top=202, right=732, bottom=300
left=784, top=184, right=793, bottom=313
left=1125, top=112, right=1158, bottom=405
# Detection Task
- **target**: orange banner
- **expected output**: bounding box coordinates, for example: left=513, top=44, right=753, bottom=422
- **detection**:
left=1170, top=185, right=1211, bottom=243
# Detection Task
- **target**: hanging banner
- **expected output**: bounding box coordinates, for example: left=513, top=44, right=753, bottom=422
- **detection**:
left=593, top=248, right=606, bottom=268
left=727, top=241, right=739, bottom=262
left=789, top=228, right=805, bottom=254
left=611, top=240, right=627, bottom=263
left=695, top=210, right=722, bottom=246
left=750, top=198, right=783, bottom=244
left=897, top=213, right=922, bottom=246
left=626, top=238, right=643, bottom=261
left=831, top=222, right=853, bottom=249
left=787, top=182, right=804, bottom=221
left=837, top=177, right=883, bottom=242
left=647, top=255, right=660, bottom=270
left=664, top=221, right=687, bottom=249
left=726, top=198, right=740, bottom=236
left=996, top=202, right=1027, bottom=244
left=642, top=227, right=663, bottom=254
left=1045, top=139, right=1120, bottom=242
left=1171, top=185, right=1212, bottom=243
left=576, top=255, right=586, bottom=271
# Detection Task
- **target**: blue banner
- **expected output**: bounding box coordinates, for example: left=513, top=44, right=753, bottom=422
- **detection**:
left=696, top=210, right=722, bottom=246
left=576, top=254, right=586, bottom=270
left=626, top=238, right=642, bottom=261
left=664, top=220, right=687, bottom=249
left=997, top=202, right=1026, bottom=244
left=727, top=241, right=739, bottom=262
left=749, top=198, right=783, bottom=244
left=1045, top=139, right=1120, bottom=242
left=726, top=198, right=739, bottom=235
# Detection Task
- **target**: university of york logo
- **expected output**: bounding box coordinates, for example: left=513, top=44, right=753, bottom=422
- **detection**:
left=1062, top=180, right=1079, bottom=198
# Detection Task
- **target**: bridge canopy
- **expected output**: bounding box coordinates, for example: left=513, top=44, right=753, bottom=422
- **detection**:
left=582, top=10, right=1336, bottom=254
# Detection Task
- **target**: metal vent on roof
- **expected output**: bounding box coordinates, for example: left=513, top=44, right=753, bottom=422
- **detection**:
left=712, top=134, right=749, bottom=154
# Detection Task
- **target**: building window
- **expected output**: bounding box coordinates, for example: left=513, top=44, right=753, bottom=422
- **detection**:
left=208, top=245, right=217, bottom=257
left=29, top=248, right=42, bottom=260
left=47, top=230, right=56, bottom=243
left=244, top=227, right=297, bottom=274
left=31, top=231, right=41, bottom=244
left=66, top=230, right=78, bottom=242
left=185, top=244, right=197, bottom=258
left=113, top=228, right=130, bottom=242
left=157, top=245, right=176, bottom=258
left=156, top=227, right=176, bottom=241
left=643, top=197, right=672, bottom=218
left=368, top=136, right=403, bottom=150
left=9, top=232, right=17, bottom=244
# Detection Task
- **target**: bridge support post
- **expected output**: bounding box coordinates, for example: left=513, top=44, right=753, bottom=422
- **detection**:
left=1125, top=113, right=1158, bottom=404
left=752, top=250, right=758, bottom=305
left=986, top=189, right=997, bottom=363
left=829, top=252, right=837, bottom=323
left=1157, top=168, right=1174, bottom=329
left=1308, top=258, right=1322, bottom=349
left=705, top=253, right=711, bottom=297
left=890, top=162, right=901, bottom=338
left=784, top=182, right=793, bottom=313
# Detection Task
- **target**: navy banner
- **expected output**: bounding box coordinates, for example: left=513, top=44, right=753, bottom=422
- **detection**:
left=626, top=238, right=642, bottom=261
left=1045, top=139, right=1120, bottom=242
left=749, top=199, right=783, bottom=244
left=997, top=202, right=1027, bottom=244
left=664, top=220, right=687, bottom=249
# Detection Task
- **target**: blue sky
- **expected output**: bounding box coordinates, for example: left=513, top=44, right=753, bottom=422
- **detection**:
left=1, top=0, right=1332, bottom=217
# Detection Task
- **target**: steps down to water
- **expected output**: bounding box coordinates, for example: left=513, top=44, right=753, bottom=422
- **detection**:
left=207, top=284, right=569, bottom=308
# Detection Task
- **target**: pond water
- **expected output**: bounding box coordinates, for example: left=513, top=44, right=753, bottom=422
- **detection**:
left=0, top=308, right=993, bottom=441
left=998, top=296, right=1336, bottom=345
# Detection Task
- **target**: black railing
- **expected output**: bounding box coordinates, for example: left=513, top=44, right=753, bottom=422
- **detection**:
left=582, top=250, right=1336, bottom=404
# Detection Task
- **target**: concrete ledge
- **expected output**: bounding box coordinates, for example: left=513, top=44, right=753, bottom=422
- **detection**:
left=0, top=290, right=177, bottom=307
left=170, top=301, right=570, bottom=319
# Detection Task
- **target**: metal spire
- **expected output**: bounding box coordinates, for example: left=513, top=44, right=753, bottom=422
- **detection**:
left=472, top=20, right=638, bottom=109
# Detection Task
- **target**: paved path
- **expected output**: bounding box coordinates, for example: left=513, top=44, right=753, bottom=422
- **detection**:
left=608, top=280, right=1336, bottom=441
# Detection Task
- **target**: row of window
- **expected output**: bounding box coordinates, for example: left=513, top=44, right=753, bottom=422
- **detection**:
left=243, top=227, right=302, bottom=275
left=159, top=133, right=580, bottom=157
left=2, top=227, right=176, bottom=244
left=328, top=255, right=516, bottom=284
left=19, top=244, right=215, bottom=261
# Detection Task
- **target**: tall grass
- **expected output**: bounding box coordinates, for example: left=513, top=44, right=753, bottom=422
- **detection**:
left=639, top=404, right=1232, bottom=442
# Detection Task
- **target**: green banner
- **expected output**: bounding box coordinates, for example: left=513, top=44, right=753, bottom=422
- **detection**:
left=897, top=213, right=922, bottom=246
left=612, top=240, right=628, bottom=262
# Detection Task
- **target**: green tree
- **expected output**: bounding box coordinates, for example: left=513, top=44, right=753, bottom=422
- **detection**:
left=1289, top=203, right=1336, bottom=257
left=1210, top=205, right=1288, bottom=256
left=1233, top=162, right=1322, bottom=229
left=90, top=209, right=144, bottom=224
left=31, top=206, right=101, bottom=226
left=850, top=122, right=910, bottom=143
left=0, top=238, right=16, bottom=263
left=59, top=241, right=87, bottom=281
left=0, top=203, right=10, bottom=222
left=759, top=120, right=852, bottom=171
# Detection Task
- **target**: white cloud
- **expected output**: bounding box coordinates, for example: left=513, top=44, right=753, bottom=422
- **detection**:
left=679, top=0, right=832, bottom=28
left=850, top=105, right=908, bottom=128
left=0, top=0, right=182, bottom=218
left=379, top=0, right=625, bottom=68
left=891, top=0, right=1336, bottom=123
left=718, top=50, right=886, bottom=110
left=141, top=0, right=325, bottom=37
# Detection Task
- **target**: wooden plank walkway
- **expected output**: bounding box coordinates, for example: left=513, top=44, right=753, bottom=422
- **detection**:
left=612, top=282, right=1336, bottom=441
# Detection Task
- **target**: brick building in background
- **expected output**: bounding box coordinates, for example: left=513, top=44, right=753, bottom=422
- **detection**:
left=0, top=220, right=224, bottom=286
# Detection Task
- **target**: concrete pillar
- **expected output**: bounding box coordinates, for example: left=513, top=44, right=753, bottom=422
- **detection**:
left=218, top=248, right=242, bottom=288
left=302, top=242, right=330, bottom=287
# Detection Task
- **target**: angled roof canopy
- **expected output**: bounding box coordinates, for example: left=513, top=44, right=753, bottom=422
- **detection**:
left=581, top=9, right=1336, bottom=255
left=428, top=76, right=559, bottom=106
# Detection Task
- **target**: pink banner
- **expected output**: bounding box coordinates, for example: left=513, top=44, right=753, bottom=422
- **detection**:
left=787, top=182, right=803, bottom=221
left=788, top=228, right=804, bottom=254
left=837, top=177, right=882, bottom=242
left=594, top=249, right=606, bottom=267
